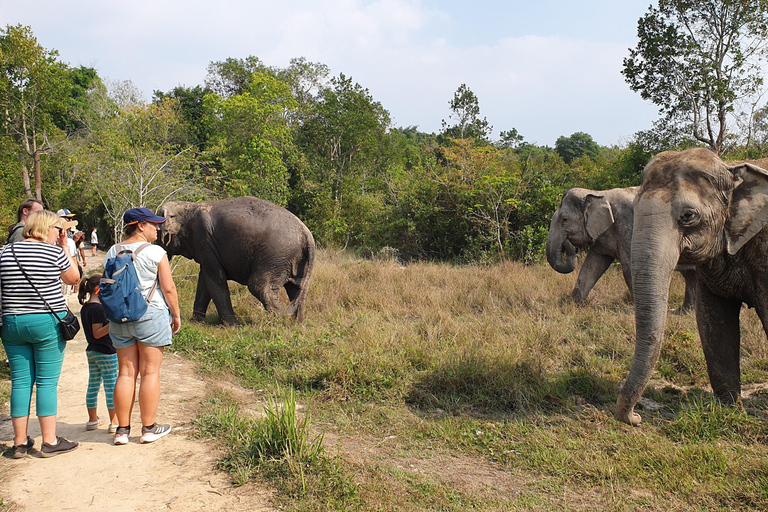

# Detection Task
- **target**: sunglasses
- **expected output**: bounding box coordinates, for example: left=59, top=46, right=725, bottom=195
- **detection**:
left=51, top=226, right=63, bottom=234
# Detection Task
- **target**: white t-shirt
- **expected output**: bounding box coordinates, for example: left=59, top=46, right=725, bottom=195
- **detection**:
left=91, top=231, right=98, bottom=244
left=104, top=242, right=168, bottom=311
left=66, top=237, right=77, bottom=258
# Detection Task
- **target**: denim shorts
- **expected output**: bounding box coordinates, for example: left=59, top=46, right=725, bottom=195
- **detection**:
left=109, top=306, right=172, bottom=349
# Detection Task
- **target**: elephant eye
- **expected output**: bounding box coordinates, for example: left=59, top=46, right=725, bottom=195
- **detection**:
left=678, top=208, right=700, bottom=228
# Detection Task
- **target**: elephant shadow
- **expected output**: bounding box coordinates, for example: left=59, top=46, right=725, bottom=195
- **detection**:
left=404, top=357, right=756, bottom=427
left=404, top=359, right=617, bottom=419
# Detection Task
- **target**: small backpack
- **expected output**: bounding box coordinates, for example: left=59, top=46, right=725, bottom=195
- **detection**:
left=100, top=243, right=158, bottom=323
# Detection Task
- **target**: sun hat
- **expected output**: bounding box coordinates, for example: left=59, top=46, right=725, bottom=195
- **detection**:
left=123, top=207, right=166, bottom=224
left=55, top=217, right=78, bottom=231
left=56, top=208, right=76, bottom=218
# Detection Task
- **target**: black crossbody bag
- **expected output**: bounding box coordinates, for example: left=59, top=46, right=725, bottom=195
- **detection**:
left=10, top=244, right=81, bottom=340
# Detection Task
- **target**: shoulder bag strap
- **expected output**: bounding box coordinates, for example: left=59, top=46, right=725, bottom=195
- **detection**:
left=10, top=244, right=70, bottom=324
left=129, top=242, right=159, bottom=304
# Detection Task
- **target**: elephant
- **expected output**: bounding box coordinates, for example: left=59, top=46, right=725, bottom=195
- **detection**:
left=158, top=197, right=315, bottom=325
left=546, top=186, right=697, bottom=310
left=617, top=148, right=768, bottom=426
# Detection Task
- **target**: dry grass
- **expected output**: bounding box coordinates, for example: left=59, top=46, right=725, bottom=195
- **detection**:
left=170, top=250, right=768, bottom=511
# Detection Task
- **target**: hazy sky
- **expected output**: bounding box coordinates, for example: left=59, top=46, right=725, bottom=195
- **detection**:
left=2, top=0, right=661, bottom=146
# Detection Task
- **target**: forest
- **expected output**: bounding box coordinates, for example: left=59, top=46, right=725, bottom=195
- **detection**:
left=3, top=1, right=768, bottom=262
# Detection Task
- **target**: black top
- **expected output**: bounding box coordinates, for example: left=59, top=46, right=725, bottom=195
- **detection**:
left=80, top=302, right=116, bottom=355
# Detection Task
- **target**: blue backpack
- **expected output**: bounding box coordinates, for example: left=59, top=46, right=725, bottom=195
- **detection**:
left=100, top=243, right=158, bottom=323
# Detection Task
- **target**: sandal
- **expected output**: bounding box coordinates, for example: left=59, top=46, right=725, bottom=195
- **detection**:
left=86, top=418, right=103, bottom=431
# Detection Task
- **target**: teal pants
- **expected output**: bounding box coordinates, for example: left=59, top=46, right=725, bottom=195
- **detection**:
left=1, top=313, right=66, bottom=417
left=86, top=351, right=118, bottom=409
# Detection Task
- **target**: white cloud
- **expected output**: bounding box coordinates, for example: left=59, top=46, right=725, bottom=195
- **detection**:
left=1, top=0, right=659, bottom=145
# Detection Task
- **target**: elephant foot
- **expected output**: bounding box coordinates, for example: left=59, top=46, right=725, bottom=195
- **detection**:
left=616, top=397, right=642, bottom=426
left=191, top=311, right=207, bottom=323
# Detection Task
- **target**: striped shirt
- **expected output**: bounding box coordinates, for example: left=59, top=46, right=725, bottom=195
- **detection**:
left=0, top=240, right=71, bottom=315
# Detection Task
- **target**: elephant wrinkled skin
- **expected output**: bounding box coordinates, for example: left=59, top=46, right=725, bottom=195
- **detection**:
left=546, top=186, right=696, bottom=310
left=617, top=148, right=768, bottom=426
left=158, top=197, right=315, bottom=325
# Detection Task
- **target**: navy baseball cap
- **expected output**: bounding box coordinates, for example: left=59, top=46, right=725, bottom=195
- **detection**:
left=123, top=207, right=166, bottom=224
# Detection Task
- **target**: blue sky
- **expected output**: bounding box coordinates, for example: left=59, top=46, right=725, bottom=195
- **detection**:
left=2, top=0, right=660, bottom=146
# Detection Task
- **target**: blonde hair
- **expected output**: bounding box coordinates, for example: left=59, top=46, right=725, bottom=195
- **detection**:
left=23, top=210, right=58, bottom=241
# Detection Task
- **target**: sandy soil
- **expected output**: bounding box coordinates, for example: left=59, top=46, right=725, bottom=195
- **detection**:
left=0, top=251, right=275, bottom=512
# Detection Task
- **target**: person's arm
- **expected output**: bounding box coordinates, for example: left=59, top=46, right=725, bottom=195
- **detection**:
left=79, top=246, right=87, bottom=267
left=92, top=322, right=110, bottom=339
left=157, top=255, right=181, bottom=334
left=57, top=231, right=80, bottom=285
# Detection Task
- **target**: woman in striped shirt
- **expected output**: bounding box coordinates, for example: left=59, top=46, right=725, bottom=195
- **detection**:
left=1, top=210, right=81, bottom=458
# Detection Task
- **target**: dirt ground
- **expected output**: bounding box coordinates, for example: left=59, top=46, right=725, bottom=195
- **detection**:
left=0, top=251, right=276, bottom=512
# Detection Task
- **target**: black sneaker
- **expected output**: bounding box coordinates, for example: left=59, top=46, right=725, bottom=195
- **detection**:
left=40, top=437, right=79, bottom=458
left=12, top=436, right=34, bottom=459
left=140, top=423, right=171, bottom=443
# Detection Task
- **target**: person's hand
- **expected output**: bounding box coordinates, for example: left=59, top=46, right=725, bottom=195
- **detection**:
left=171, top=315, right=181, bottom=334
left=56, top=229, right=67, bottom=249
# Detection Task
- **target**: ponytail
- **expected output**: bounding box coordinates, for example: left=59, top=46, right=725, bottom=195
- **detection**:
left=78, top=273, right=102, bottom=305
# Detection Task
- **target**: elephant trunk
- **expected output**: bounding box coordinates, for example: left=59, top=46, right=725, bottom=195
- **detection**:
left=546, top=217, right=577, bottom=274
left=616, top=198, right=680, bottom=426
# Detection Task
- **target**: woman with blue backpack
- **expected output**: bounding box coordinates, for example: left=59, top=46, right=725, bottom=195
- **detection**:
left=103, top=207, right=181, bottom=445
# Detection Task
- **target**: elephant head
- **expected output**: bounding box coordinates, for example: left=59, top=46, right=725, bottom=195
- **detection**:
left=157, top=201, right=192, bottom=259
left=546, top=188, right=616, bottom=273
left=617, top=148, right=768, bottom=426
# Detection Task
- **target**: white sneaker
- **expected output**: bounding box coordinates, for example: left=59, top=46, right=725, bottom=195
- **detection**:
left=114, top=427, right=130, bottom=445
left=140, top=423, right=171, bottom=443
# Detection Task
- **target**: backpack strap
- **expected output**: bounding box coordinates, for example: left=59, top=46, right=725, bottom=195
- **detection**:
left=121, top=242, right=159, bottom=304
left=7, top=224, right=22, bottom=244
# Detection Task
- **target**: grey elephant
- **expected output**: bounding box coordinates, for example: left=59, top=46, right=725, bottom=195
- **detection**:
left=617, top=148, right=768, bottom=426
left=546, top=186, right=696, bottom=310
left=158, top=197, right=315, bottom=325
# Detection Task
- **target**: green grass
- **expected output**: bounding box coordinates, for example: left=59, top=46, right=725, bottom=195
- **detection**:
left=135, top=254, right=768, bottom=509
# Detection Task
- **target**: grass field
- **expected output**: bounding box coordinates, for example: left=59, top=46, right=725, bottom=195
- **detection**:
left=2, top=249, right=767, bottom=510
left=170, top=250, right=768, bottom=511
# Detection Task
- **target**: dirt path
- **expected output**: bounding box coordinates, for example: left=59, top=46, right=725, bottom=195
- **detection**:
left=0, top=252, right=275, bottom=512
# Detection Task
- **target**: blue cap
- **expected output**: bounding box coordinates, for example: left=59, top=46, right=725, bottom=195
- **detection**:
left=123, top=207, right=166, bottom=224
left=56, top=208, right=75, bottom=217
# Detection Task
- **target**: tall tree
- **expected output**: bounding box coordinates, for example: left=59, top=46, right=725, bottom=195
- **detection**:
left=555, top=132, right=600, bottom=164
left=204, top=72, right=297, bottom=205
left=0, top=24, right=71, bottom=199
left=622, top=0, right=768, bottom=154
left=440, top=84, right=492, bottom=143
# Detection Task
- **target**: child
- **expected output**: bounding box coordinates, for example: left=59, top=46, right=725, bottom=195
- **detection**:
left=78, top=274, right=119, bottom=433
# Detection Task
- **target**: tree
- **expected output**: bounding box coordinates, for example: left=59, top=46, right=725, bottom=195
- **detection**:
left=440, top=84, right=492, bottom=143
left=622, top=0, right=768, bottom=154
left=204, top=72, right=298, bottom=205
left=555, top=132, right=600, bottom=164
left=84, top=94, right=207, bottom=239
left=0, top=24, right=71, bottom=199
left=205, top=56, right=268, bottom=98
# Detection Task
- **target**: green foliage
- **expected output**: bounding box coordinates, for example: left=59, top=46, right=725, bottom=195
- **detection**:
left=204, top=72, right=297, bottom=205
left=554, top=131, right=599, bottom=164
left=623, top=0, right=768, bottom=153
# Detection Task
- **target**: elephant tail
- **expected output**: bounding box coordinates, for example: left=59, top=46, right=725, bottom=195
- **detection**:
left=288, top=231, right=315, bottom=322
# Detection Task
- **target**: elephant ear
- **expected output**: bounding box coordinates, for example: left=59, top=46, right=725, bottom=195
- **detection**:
left=726, top=163, right=768, bottom=255
left=584, top=194, right=615, bottom=240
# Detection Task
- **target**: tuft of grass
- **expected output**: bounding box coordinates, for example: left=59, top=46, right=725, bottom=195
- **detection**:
left=195, top=389, right=361, bottom=510
left=663, top=397, right=768, bottom=443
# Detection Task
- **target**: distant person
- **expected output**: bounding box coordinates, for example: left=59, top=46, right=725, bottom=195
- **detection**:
left=73, top=231, right=87, bottom=273
left=106, top=208, right=181, bottom=445
left=0, top=211, right=80, bottom=458
left=90, top=227, right=99, bottom=256
left=7, top=198, right=43, bottom=244
left=78, top=273, right=118, bottom=433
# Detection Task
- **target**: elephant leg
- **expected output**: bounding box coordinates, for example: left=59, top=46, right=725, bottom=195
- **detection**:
left=679, top=267, right=697, bottom=313
left=572, top=251, right=614, bottom=303
left=192, top=270, right=211, bottom=322
left=696, top=285, right=742, bottom=404
left=200, top=266, right=238, bottom=325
